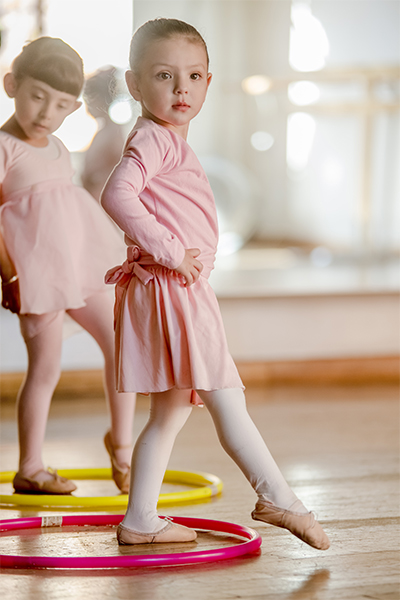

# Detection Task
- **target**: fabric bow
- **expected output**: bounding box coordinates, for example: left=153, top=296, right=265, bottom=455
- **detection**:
left=105, top=245, right=154, bottom=287
left=105, top=245, right=155, bottom=328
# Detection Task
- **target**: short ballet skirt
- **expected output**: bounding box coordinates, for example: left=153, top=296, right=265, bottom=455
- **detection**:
left=0, top=178, right=125, bottom=314
left=106, top=246, right=244, bottom=394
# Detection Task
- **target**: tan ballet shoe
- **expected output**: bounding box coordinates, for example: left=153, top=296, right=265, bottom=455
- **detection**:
left=252, top=500, right=330, bottom=550
left=104, top=431, right=131, bottom=494
left=117, top=519, right=197, bottom=545
left=13, top=468, right=77, bottom=495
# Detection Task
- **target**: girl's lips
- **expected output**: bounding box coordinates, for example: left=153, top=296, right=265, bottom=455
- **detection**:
left=172, top=103, right=190, bottom=111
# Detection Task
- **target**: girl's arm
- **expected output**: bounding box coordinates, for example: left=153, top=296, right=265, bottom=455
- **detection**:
left=102, top=160, right=185, bottom=270
left=101, top=128, right=186, bottom=271
left=0, top=227, right=20, bottom=313
left=102, top=167, right=204, bottom=285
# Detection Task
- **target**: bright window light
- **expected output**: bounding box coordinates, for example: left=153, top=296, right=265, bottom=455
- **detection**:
left=218, top=232, right=244, bottom=256
left=45, top=0, right=133, bottom=150
left=286, top=112, right=316, bottom=171
left=109, top=98, right=133, bottom=125
left=289, top=2, right=329, bottom=72
left=321, top=158, right=344, bottom=186
left=56, top=109, right=97, bottom=153
left=288, top=81, right=320, bottom=105
left=45, top=0, right=133, bottom=73
left=242, top=75, right=272, bottom=96
left=250, top=131, right=275, bottom=152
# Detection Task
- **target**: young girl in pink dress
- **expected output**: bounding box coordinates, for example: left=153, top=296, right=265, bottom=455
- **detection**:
left=0, top=37, right=136, bottom=495
left=101, top=18, right=330, bottom=549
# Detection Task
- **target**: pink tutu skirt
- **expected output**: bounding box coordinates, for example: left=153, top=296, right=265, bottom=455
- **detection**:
left=106, top=246, right=243, bottom=394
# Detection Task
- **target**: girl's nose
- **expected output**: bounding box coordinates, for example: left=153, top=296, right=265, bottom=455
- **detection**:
left=39, top=101, right=52, bottom=120
left=174, top=78, right=188, bottom=94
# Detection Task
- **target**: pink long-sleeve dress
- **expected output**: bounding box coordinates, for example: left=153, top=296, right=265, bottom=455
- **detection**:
left=101, top=117, right=243, bottom=394
left=0, top=131, right=125, bottom=315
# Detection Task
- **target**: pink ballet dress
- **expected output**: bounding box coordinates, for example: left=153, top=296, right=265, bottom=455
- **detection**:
left=101, top=117, right=243, bottom=394
left=0, top=131, right=125, bottom=315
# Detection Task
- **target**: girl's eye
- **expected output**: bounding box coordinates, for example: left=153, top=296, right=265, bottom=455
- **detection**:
left=190, top=73, right=201, bottom=81
left=33, top=95, right=44, bottom=100
left=157, top=72, right=171, bottom=80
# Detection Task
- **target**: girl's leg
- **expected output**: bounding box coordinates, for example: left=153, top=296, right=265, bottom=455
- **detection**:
left=197, top=388, right=330, bottom=550
left=17, top=312, right=64, bottom=480
left=122, top=388, right=193, bottom=533
left=67, top=292, right=136, bottom=468
left=197, top=388, right=304, bottom=511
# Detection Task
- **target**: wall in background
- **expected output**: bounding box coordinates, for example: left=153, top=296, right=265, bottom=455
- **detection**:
left=0, top=1, right=398, bottom=375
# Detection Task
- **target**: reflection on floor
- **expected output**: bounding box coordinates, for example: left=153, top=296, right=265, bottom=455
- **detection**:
left=0, top=384, right=398, bottom=600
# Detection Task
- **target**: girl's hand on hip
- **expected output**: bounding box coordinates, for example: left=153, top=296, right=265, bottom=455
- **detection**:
left=175, top=248, right=203, bottom=286
left=1, top=278, right=21, bottom=314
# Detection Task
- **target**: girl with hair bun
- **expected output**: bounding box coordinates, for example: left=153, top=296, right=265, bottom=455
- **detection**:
left=102, top=18, right=330, bottom=550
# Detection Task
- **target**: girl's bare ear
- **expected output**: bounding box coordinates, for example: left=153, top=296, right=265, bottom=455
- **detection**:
left=4, top=73, right=18, bottom=98
left=206, top=72, right=212, bottom=89
left=125, top=70, right=141, bottom=102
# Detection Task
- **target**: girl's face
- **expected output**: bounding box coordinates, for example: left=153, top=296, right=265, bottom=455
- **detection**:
left=126, top=36, right=212, bottom=139
left=4, top=75, right=80, bottom=147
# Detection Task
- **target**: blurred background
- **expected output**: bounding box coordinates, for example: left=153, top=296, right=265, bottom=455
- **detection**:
left=0, top=0, right=399, bottom=382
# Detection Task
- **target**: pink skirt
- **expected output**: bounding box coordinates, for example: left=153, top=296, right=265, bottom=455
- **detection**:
left=107, top=249, right=243, bottom=394
left=1, top=180, right=125, bottom=314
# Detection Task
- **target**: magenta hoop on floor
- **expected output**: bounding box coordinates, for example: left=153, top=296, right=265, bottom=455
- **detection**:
left=0, top=515, right=262, bottom=569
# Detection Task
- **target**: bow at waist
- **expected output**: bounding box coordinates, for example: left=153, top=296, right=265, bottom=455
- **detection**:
left=105, top=246, right=163, bottom=329
left=105, top=245, right=158, bottom=287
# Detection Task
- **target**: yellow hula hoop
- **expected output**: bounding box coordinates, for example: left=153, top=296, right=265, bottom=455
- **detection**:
left=0, top=469, right=223, bottom=508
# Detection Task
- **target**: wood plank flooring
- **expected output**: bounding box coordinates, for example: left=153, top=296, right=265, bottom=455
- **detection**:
left=0, top=384, right=399, bottom=600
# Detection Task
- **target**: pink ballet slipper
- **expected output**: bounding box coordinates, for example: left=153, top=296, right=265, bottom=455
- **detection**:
left=13, top=468, right=77, bottom=495
left=252, top=500, right=330, bottom=550
left=117, top=519, right=197, bottom=545
left=104, top=431, right=131, bottom=494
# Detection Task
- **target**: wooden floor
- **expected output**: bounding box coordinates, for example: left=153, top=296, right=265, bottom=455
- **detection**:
left=0, top=384, right=399, bottom=600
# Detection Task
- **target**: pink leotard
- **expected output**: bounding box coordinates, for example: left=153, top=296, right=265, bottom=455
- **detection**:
left=101, top=117, right=243, bottom=394
left=0, top=131, right=125, bottom=314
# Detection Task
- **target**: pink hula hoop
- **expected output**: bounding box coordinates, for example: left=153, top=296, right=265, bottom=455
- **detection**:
left=0, top=515, right=262, bottom=569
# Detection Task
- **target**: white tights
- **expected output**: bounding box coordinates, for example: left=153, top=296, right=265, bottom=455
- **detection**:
left=122, top=387, right=306, bottom=533
left=17, top=292, right=136, bottom=479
